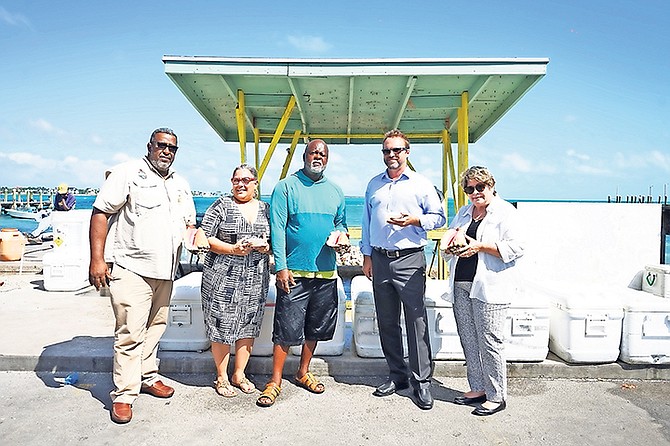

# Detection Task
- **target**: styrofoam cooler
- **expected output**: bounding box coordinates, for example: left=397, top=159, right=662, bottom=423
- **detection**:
left=290, top=277, right=347, bottom=356
left=351, top=275, right=408, bottom=358
left=542, top=284, right=624, bottom=363
left=505, top=288, right=550, bottom=362
left=642, top=264, right=670, bottom=299
left=42, top=251, right=90, bottom=291
left=159, top=272, right=210, bottom=352
left=619, top=288, right=670, bottom=364
left=424, top=279, right=464, bottom=360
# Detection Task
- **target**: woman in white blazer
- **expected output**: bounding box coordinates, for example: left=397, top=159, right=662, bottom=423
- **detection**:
left=441, top=166, right=524, bottom=416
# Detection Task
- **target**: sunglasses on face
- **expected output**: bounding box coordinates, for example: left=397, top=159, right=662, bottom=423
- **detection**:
left=231, top=177, right=256, bottom=185
left=463, top=183, right=488, bottom=194
left=381, top=147, right=408, bottom=155
left=154, top=142, right=178, bottom=153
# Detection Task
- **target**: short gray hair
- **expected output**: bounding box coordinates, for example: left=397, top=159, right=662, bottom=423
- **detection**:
left=460, top=166, right=496, bottom=193
left=149, top=127, right=177, bottom=144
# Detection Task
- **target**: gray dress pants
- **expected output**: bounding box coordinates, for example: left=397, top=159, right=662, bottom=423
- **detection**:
left=371, top=249, right=433, bottom=389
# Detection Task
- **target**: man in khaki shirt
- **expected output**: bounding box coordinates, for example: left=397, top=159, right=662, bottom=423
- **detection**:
left=89, top=128, right=196, bottom=424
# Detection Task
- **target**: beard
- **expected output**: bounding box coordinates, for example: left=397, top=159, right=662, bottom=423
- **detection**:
left=149, top=157, right=172, bottom=173
left=305, top=161, right=325, bottom=175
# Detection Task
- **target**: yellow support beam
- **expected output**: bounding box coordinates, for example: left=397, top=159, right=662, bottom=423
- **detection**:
left=280, top=130, right=302, bottom=180
left=257, top=95, right=297, bottom=181
left=253, top=127, right=260, bottom=170
left=235, top=89, right=247, bottom=163
left=253, top=127, right=261, bottom=194
left=457, top=91, right=469, bottom=209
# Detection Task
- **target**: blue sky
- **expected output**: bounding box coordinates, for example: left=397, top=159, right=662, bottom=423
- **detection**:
left=1, top=1, right=669, bottom=201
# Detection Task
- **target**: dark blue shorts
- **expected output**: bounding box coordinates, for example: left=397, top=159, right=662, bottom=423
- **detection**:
left=272, top=277, right=338, bottom=346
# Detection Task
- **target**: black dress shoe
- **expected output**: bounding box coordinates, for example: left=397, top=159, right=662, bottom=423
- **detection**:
left=453, top=394, right=487, bottom=405
left=413, top=388, right=434, bottom=410
left=373, top=380, right=409, bottom=397
left=472, top=400, right=506, bottom=416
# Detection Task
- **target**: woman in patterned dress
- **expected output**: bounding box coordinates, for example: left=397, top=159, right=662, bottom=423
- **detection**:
left=200, top=164, right=271, bottom=397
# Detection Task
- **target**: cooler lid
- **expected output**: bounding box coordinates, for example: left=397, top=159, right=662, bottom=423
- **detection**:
left=645, top=264, right=670, bottom=274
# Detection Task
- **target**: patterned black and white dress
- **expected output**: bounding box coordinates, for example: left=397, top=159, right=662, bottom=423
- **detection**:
left=200, top=196, right=271, bottom=344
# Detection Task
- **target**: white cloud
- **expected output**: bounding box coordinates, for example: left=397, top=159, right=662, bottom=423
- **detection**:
left=30, top=118, right=68, bottom=138
left=287, top=35, right=332, bottom=53
left=649, top=150, right=670, bottom=171
left=500, top=152, right=533, bottom=172
left=0, top=7, right=31, bottom=28
left=613, top=150, right=670, bottom=171
left=566, top=149, right=590, bottom=161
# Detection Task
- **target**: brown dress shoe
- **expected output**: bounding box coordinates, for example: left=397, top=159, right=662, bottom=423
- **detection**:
left=140, top=380, right=175, bottom=398
left=111, top=403, right=132, bottom=424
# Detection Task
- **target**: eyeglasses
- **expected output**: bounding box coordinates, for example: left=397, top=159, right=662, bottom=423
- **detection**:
left=381, top=147, right=408, bottom=155
left=231, top=177, right=256, bottom=185
left=463, top=183, right=488, bottom=194
left=154, top=142, right=178, bottom=153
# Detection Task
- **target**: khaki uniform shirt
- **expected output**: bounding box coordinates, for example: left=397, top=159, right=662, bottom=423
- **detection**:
left=93, top=157, right=196, bottom=280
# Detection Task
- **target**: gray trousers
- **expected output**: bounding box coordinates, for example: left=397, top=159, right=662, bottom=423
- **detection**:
left=453, top=281, right=508, bottom=403
left=372, top=249, right=433, bottom=389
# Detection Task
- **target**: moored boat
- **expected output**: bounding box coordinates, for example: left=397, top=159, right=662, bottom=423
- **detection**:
left=4, top=207, right=50, bottom=221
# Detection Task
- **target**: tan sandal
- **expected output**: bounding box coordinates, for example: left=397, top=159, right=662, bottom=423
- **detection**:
left=231, top=376, right=256, bottom=394
left=214, top=377, right=237, bottom=397
left=256, top=382, right=281, bottom=407
left=295, top=372, right=325, bottom=394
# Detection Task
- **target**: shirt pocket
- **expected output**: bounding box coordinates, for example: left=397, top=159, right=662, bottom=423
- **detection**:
left=133, top=181, right=163, bottom=214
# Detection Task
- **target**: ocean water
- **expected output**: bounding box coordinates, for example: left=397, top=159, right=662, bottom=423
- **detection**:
left=3, top=195, right=668, bottom=262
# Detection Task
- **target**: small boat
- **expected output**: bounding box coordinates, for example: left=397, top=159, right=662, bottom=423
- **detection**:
left=4, top=207, right=50, bottom=221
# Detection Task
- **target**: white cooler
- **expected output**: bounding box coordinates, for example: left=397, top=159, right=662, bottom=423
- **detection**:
left=42, top=250, right=90, bottom=291
left=159, top=272, right=210, bottom=352
left=252, top=275, right=276, bottom=356
left=351, top=275, right=409, bottom=358
left=505, top=288, right=550, bottom=362
left=545, top=285, right=624, bottom=363
left=290, top=278, right=347, bottom=356
left=619, top=288, right=670, bottom=364
left=642, top=264, right=670, bottom=299
left=43, top=209, right=92, bottom=292
left=51, top=209, right=91, bottom=254
left=424, top=279, right=464, bottom=360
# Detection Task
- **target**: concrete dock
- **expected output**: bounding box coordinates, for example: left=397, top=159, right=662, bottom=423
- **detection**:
left=1, top=247, right=669, bottom=445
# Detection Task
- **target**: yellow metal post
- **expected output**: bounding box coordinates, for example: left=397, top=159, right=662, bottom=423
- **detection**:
left=257, top=96, right=297, bottom=181
left=280, top=130, right=302, bottom=180
left=235, top=89, right=247, bottom=163
left=252, top=127, right=261, bottom=195
left=457, top=91, right=469, bottom=208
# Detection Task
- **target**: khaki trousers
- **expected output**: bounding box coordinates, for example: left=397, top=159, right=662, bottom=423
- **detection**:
left=108, top=264, right=173, bottom=404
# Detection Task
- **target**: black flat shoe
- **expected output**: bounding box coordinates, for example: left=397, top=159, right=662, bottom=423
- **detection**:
left=453, top=394, right=486, bottom=405
left=373, top=380, right=409, bottom=397
left=472, top=400, right=506, bottom=416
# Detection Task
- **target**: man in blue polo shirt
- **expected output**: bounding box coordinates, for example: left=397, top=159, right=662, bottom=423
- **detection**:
left=361, top=129, right=446, bottom=410
left=258, top=139, right=348, bottom=407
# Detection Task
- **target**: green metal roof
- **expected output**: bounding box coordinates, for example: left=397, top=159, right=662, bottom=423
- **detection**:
left=163, top=57, right=548, bottom=145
